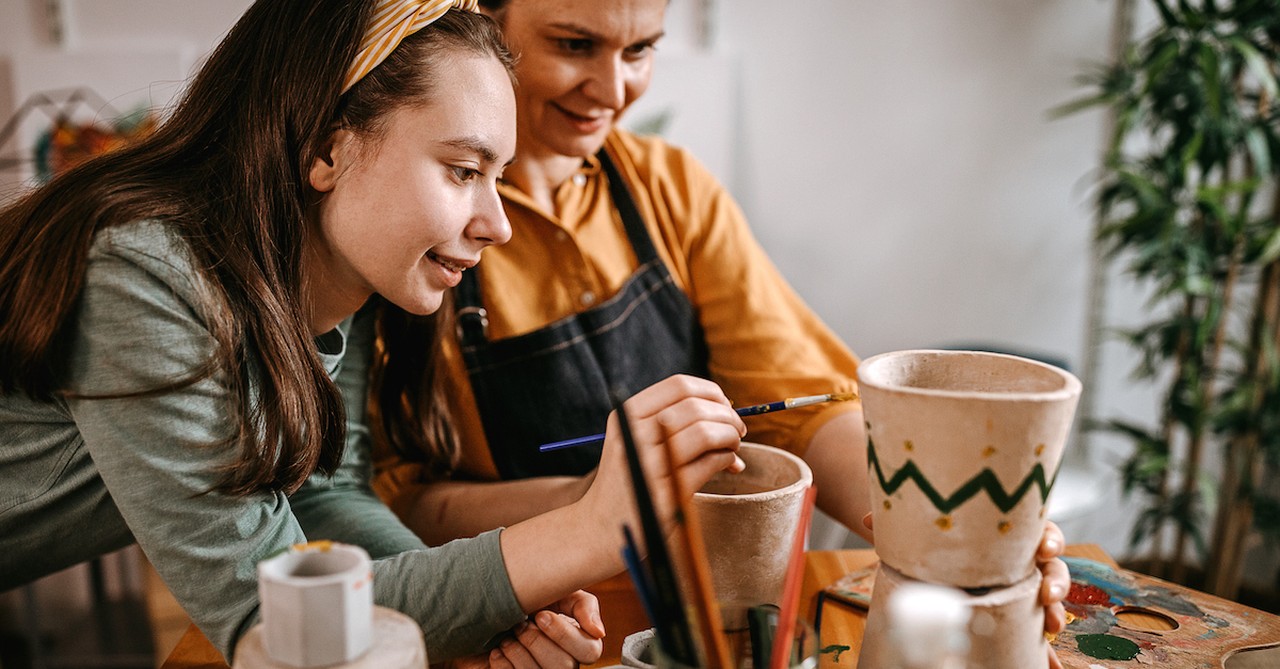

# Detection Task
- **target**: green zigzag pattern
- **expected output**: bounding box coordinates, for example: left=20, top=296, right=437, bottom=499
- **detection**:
left=868, top=436, right=1060, bottom=515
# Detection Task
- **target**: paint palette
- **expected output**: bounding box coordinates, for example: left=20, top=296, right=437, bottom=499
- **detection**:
left=821, top=566, right=877, bottom=610
left=1054, top=557, right=1280, bottom=667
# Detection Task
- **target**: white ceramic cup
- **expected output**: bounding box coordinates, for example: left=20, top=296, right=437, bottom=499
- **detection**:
left=857, top=350, right=1081, bottom=588
left=693, top=442, right=813, bottom=610
left=257, top=541, right=374, bottom=667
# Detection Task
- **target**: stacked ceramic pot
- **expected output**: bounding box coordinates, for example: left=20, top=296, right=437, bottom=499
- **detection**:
left=854, top=350, right=1081, bottom=669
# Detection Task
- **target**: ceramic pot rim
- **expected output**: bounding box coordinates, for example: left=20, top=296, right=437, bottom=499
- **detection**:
left=258, top=542, right=370, bottom=586
left=695, top=442, right=813, bottom=503
left=856, top=349, right=1081, bottom=402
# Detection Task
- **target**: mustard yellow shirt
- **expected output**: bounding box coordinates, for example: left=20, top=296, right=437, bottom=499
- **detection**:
left=376, top=129, right=859, bottom=497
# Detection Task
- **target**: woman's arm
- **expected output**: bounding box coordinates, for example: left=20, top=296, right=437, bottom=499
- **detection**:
left=395, top=476, right=589, bottom=545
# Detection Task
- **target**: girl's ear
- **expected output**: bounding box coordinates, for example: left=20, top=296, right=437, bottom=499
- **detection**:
left=308, top=128, right=357, bottom=193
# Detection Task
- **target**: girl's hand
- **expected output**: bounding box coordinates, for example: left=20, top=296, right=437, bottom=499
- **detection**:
left=583, top=375, right=746, bottom=539
left=489, top=591, right=605, bottom=669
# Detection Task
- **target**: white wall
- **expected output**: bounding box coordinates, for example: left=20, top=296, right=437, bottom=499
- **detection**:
left=0, top=0, right=1154, bottom=562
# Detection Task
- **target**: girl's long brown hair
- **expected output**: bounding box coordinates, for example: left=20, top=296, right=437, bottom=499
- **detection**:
left=0, top=2, right=512, bottom=496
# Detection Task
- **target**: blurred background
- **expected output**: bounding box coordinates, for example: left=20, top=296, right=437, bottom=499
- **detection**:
left=1, top=0, right=1276, bottom=666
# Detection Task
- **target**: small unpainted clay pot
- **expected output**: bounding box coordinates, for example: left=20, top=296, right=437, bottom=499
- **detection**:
left=255, top=542, right=374, bottom=667
left=857, top=350, right=1081, bottom=588
left=692, top=442, right=813, bottom=609
left=857, top=562, right=1046, bottom=669
left=235, top=606, right=427, bottom=669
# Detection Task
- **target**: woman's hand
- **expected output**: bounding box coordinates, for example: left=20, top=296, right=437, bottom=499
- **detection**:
left=582, top=375, right=746, bottom=539
left=1037, top=521, right=1069, bottom=669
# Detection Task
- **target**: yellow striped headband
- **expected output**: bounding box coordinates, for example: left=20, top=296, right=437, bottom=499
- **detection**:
left=342, top=0, right=481, bottom=93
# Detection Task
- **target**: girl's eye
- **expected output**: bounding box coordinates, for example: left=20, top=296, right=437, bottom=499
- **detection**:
left=451, top=166, right=480, bottom=182
left=558, top=38, right=593, bottom=54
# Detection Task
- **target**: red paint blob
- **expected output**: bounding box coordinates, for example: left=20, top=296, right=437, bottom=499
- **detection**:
left=1068, top=582, right=1111, bottom=606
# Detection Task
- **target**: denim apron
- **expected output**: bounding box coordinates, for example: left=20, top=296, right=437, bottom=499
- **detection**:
left=455, top=150, right=710, bottom=479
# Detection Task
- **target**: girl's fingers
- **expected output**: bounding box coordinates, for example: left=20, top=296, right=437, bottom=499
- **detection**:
left=552, top=590, right=605, bottom=639
left=624, top=396, right=746, bottom=450
left=488, top=646, right=516, bottom=669
left=622, top=375, right=734, bottom=420
left=496, top=625, right=541, bottom=669
left=673, top=448, right=743, bottom=496
left=531, top=610, right=604, bottom=664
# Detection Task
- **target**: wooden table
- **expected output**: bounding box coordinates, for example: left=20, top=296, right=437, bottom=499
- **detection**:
left=162, top=545, right=1115, bottom=669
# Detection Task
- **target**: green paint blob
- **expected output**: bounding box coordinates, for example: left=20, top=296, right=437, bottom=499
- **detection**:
left=1077, top=633, right=1141, bottom=660
left=819, top=644, right=851, bottom=662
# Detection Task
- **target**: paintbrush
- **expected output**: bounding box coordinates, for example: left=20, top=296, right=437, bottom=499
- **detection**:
left=615, top=396, right=699, bottom=666
left=661, top=435, right=734, bottom=669
left=768, top=484, right=818, bottom=669
left=539, top=392, right=857, bottom=452
left=621, top=524, right=659, bottom=630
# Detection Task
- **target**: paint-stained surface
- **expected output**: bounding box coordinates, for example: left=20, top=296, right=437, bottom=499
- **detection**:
left=1051, top=557, right=1280, bottom=667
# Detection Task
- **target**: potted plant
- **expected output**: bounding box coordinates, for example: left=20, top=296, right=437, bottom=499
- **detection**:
left=1063, top=0, right=1280, bottom=598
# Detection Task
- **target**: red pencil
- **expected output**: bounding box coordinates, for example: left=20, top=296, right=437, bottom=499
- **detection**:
left=769, top=484, right=818, bottom=669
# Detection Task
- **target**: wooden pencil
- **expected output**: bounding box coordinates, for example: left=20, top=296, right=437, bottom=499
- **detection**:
left=661, top=436, right=734, bottom=669
left=768, top=484, right=818, bottom=669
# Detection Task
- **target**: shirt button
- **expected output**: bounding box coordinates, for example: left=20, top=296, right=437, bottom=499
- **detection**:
left=573, top=173, right=587, bottom=186
left=580, top=291, right=596, bottom=306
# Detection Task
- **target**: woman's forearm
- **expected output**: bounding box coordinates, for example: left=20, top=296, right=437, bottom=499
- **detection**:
left=400, top=475, right=591, bottom=545
left=802, top=409, right=874, bottom=543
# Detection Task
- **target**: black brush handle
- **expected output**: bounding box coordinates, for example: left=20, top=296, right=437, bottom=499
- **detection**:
left=614, top=394, right=699, bottom=666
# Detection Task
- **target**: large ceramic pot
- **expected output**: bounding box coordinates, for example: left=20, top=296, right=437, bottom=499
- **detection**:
left=857, top=350, right=1080, bottom=588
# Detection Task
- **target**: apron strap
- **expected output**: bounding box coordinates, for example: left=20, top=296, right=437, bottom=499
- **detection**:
left=597, top=149, right=661, bottom=265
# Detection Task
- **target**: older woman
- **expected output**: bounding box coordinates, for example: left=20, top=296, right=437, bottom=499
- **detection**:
left=374, top=1, right=1069, bottom=667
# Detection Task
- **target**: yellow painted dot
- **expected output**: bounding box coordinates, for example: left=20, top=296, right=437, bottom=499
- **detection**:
left=982, top=446, right=997, bottom=458
left=1035, top=443, right=1045, bottom=456
left=998, top=520, right=1012, bottom=534
left=883, top=499, right=892, bottom=510
left=904, top=440, right=914, bottom=452
left=935, top=515, right=952, bottom=530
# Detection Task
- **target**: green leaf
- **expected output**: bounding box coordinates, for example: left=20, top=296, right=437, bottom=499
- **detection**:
left=1228, top=37, right=1279, bottom=100
left=1198, top=44, right=1223, bottom=118
left=1246, top=126, right=1272, bottom=178
left=1050, top=93, right=1115, bottom=119
left=1151, top=0, right=1180, bottom=28
left=1258, top=227, right=1280, bottom=264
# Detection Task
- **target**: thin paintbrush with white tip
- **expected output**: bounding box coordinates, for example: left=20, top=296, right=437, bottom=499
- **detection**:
left=538, top=391, right=858, bottom=452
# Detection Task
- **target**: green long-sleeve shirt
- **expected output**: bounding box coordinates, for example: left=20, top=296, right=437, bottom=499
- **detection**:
left=0, top=221, right=525, bottom=661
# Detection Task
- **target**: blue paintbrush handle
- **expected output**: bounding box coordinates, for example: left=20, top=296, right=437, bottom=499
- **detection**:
left=538, top=394, right=839, bottom=452
left=538, top=402, right=775, bottom=452
left=539, top=433, right=606, bottom=452
left=733, top=399, right=788, bottom=416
